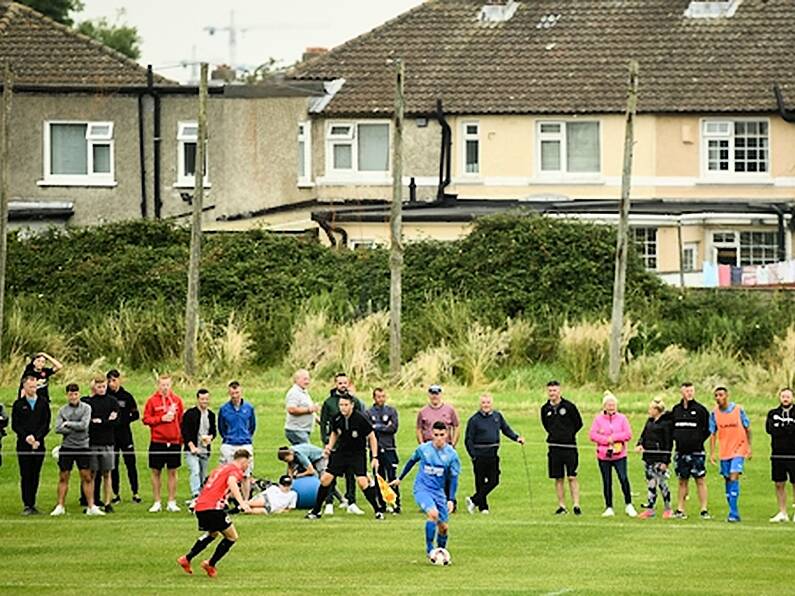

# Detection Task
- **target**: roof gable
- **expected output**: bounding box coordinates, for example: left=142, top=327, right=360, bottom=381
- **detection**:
left=0, top=1, right=173, bottom=88
left=291, top=0, right=795, bottom=115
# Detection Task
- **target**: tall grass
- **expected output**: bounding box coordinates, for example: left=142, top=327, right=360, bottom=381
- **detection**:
left=3, top=298, right=71, bottom=359
left=200, top=312, right=254, bottom=378
left=399, top=345, right=455, bottom=388
left=559, top=319, right=638, bottom=385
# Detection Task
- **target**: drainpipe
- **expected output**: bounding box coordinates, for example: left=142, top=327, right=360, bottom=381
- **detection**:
left=434, top=98, right=452, bottom=200
left=137, top=93, right=148, bottom=218
left=774, top=84, right=795, bottom=123
left=772, top=205, right=787, bottom=262
left=315, top=214, right=348, bottom=248
left=147, top=65, right=163, bottom=219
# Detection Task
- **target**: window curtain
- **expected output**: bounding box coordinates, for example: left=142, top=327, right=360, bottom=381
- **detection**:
left=566, top=122, right=599, bottom=172
left=357, top=123, right=389, bottom=171
left=51, top=124, right=87, bottom=175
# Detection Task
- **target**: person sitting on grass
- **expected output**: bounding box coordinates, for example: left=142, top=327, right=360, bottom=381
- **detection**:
left=246, top=474, right=298, bottom=514
left=589, top=392, right=637, bottom=518
left=635, top=398, right=673, bottom=519
left=278, top=444, right=345, bottom=513
left=709, top=386, right=751, bottom=523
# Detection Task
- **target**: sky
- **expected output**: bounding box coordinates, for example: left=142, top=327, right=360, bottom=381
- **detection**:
left=80, top=0, right=424, bottom=83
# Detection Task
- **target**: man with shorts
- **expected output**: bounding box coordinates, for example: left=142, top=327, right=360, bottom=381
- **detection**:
left=218, top=381, right=256, bottom=501
left=143, top=374, right=185, bottom=513
left=392, top=421, right=461, bottom=557
left=177, top=449, right=252, bottom=578
left=671, top=382, right=711, bottom=520
left=540, top=381, right=583, bottom=515
left=52, top=383, right=103, bottom=516
left=306, top=393, right=385, bottom=520
left=83, top=375, right=120, bottom=512
left=766, top=387, right=795, bottom=522
left=246, top=474, right=298, bottom=514
left=709, top=386, right=751, bottom=522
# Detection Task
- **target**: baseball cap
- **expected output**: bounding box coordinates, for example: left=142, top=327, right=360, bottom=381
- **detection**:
left=428, top=384, right=442, bottom=394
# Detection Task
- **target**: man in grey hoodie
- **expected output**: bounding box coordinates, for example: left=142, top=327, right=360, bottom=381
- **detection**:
left=51, top=383, right=104, bottom=516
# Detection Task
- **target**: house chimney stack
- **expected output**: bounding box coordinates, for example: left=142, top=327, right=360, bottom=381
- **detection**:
left=302, top=47, right=328, bottom=63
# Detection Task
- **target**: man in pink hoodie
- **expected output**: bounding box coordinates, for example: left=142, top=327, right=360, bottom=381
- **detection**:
left=589, top=392, right=637, bottom=518
left=143, top=374, right=185, bottom=513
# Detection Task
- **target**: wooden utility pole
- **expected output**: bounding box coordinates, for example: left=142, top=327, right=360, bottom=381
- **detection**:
left=183, top=62, right=208, bottom=376
left=389, top=59, right=405, bottom=378
left=0, top=63, right=13, bottom=361
left=608, top=60, right=639, bottom=384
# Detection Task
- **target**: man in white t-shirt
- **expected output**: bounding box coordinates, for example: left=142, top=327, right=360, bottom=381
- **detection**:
left=246, top=475, right=298, bottom=514
left=284, top=369, right=318, bottom=445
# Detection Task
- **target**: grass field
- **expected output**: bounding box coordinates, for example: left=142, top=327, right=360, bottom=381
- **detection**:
left=0, top=376, right=791, bottom=595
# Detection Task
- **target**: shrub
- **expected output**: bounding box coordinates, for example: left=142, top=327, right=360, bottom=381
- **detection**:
left=559, top=319, right=638, bottom=385
left=456, top=322, right=509, bottom=386
left=399, top=345, right=455, bottom=389
left=3, top=297, right=71, bottom=359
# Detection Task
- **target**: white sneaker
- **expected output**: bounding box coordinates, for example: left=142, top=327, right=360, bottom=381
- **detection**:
left=481, top=509, right=490, bottom=515
left=602, top=507, right=615, bottom=517
left=148, top=501, right=162, bottom=513
left=324, top=503, right=335, bottom=516
left=770, top=511, right=789, bottom=522
left=86, top=505, right=105, bottom=516
left=50, top=504, right=65, bottom=516
left=625, top=504, right=638, bottom=518
left=166, top=501, right=181, bottom=513
left=346, top=503, right=365, bottom=515
left=465, top=496, right=477, bottom=514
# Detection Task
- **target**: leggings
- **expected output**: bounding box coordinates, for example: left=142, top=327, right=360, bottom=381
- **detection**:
left=598, top=458, right=632, bottom=508
left=644, top=462, right=671, bottom=509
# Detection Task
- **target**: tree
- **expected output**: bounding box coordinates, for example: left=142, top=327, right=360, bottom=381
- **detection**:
left=77, top=12, right=141, bottom=60
left=16, top=0, right=83, bottom=25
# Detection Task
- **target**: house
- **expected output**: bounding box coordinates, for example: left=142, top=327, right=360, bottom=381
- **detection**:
left=234, top=0, right=795, bottom=287
left=1, top=0, right=323, bottom=229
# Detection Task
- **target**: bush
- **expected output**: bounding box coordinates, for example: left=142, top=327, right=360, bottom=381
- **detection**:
left=558, top=319, right=638, bottom=385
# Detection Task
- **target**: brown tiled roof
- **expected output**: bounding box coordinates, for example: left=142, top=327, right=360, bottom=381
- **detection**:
left=0, top=1, right=174, bottom=87
left=291, top=0, right=795, bottom=115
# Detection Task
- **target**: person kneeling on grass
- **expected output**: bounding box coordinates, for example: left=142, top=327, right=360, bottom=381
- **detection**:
left=589, top=392, right=637, bottom=518
left=391, top=421, right=461, bottom=558
left=635, top=398, right=673, bottom=519
left=246, top=474, right=298, bottom=514
left=178, top=449, right=252, bottom=578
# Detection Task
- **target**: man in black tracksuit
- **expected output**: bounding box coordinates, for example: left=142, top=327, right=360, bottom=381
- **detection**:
left=107, top=370, right=141, bottom=504
left=765, top=387, right=795, bottom=522
left=540, top=381, right=583, bottom=515
left=83, top=378, right=120, bottom=511
left=12, top=375, right=51, bottom=514
left=670, top=382, right=712, bottom=519
left=464, top=393, right=524, bottom=514
left=366, top=387, right=401, bottom=512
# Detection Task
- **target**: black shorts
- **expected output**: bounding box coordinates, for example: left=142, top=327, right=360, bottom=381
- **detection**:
left=771, top=457, right=795, bottom=483
left=196, top=509, right=232, bottom=533
left=58, top=446, right=91, bottom=472
left=548, top=447, right=578, bottom=479
left=327, top=451, right=367, bottom=477
left=149, top=442, right=182, bottom=470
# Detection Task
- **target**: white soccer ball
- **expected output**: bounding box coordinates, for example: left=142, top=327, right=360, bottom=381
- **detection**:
left=428, top=547, right=451, bottom=566
left=51, top=445, right=60, bottom=460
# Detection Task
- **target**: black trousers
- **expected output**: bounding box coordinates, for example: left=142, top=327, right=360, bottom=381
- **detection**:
left=18, top=447, right=45, bottom=509
left=598, top=458, right=632, bottom=508
left=111, top=443, right=139, bottom=496
left=470, top=455, right=500, bottom=511
left=344, top=469, right=356, bottom=504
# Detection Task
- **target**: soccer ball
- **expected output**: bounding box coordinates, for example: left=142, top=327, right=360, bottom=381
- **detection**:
left=428, top=547, right=451, bottom=566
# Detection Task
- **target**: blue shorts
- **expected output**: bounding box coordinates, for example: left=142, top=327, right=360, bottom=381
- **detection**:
left=719, top=457, right=745, bottom=478
left=414, top=489, right=449, bottom=523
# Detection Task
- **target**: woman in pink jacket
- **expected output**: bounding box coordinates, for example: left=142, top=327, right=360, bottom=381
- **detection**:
left=589, top=392, right=637, bottom=518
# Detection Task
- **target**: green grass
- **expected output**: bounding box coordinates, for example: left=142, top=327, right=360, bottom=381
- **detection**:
left=0, top=377, right=791, bottom=595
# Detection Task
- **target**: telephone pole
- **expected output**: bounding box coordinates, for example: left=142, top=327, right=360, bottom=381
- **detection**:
left=389, top=59, right=405, bottom=378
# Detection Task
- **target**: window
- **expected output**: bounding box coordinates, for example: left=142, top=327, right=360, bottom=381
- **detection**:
left=632, top=227, right=658, bottom=270
left=462, top=122, right=479, bottom=175
left=538, top=121, right=600, bottom=175
left=326, top=121, right=390, bottom=177
left=682, top=243, right=697, bottom=272
left=43, top=121, right=114, bottom=185
left=298, top=122, right=312, bottom=185
left=703, top=120, right=769, bottom=175
left=740, top=231, right=778, bottom=265
left=177, top=121, right=208, bottom=187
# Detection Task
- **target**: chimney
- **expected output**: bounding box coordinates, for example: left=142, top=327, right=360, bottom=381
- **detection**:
left=684, top=0, right=742, bottom=18
left=479, top=0, right=518, bottom=23
left=302, top=47, right=328, bottom=63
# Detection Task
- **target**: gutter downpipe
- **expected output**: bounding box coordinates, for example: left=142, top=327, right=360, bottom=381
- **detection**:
left=147, top=65, right=163, bottom=219
left=434, top=98, right=452, bottom=201
left=774, top=84, right=795, bottom=123
left=137, top=92, right=148, bottom=218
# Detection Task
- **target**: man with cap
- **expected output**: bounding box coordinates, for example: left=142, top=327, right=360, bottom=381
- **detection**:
left=416, top=384, right=460, bottom=509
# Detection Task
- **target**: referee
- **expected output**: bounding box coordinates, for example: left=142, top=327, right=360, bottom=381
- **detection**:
left=306, top=394, right=386, bottom=520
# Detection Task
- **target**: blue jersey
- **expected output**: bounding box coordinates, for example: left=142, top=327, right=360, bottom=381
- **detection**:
left=400, top=441, right=461, bottom=499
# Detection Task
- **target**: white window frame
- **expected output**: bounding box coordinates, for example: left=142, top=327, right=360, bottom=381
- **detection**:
left=536, top=119, right=602, bottom=181
left=324, top=120, right=391, bottom=181
left=631, top=227, right=658, bottom=271
left=176, top=120, right=210, bottom=188
left=461, top=121, right=480, bottom=176
left=700, top=118, right=771, bottom=181
left=40, top=120, right=116, bottom=187
left=682, top=242, right=698, bottom=272
left=298, top=121, right=313, bottom=187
